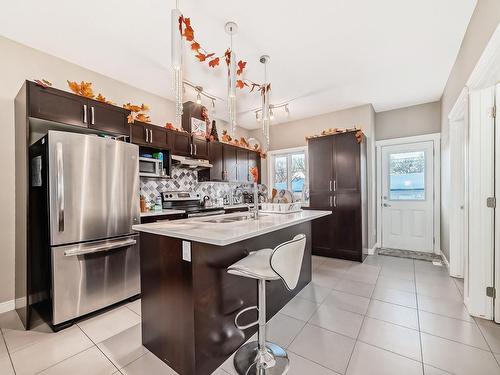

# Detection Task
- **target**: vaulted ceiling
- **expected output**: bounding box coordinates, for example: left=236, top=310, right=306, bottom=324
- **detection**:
left=0, top=0, right=476, bottom=128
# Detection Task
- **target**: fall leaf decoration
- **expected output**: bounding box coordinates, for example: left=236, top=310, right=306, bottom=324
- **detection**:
left=96, top=93, right=115, bottom=105
left=249, top=166, right=259, bottom=183
left=123, top=103, right=151, bottom=124
left=34, top=79, right=52, bottom=88
left=178, top=14, right=270, bottom=95
left=67, top=80, right=95, bottom=98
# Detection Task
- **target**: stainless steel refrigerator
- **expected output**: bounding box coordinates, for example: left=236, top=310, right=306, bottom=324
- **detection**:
left=29, top=130, right=140, bottom=328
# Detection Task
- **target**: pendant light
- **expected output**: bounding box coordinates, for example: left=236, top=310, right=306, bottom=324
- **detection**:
left=171, top=1, right=183, bottom=128
left=225, top=22, right=238, bottom=138
left=260, top=55, right=271, bottom=150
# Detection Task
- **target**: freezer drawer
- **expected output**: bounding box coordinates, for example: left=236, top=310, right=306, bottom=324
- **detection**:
left=51, top=235, right=140, bottom=325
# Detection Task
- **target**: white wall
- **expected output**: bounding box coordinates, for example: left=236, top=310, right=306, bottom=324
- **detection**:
left=375, top=101, right=441, bottom=141
left=440, top=0, right=500, bottom=260
left=0, top=36, right=246, bottom=305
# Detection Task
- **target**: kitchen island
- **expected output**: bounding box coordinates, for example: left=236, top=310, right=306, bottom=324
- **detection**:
left=132, top=210, right=330, bottom=375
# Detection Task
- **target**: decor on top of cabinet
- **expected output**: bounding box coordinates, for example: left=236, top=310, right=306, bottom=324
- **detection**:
left=67, top=80, right=95, bottom=98
left=165, top=122, right=189, bottom=133
left=34, top=79, right=52, bottom=88
left=209, top=120, right=219, bottom=141
left=305, top=127, right=365, bottom=142
left=96, top=93, right=115, bottom=105
left=123, top=103, right=150, bottom=124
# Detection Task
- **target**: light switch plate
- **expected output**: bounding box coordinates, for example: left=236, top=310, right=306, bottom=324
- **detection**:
left=182, top=241, right=191, bottom=262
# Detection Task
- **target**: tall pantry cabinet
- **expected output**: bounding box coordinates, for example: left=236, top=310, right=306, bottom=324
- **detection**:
left=307, top=131, right=368, bottom=262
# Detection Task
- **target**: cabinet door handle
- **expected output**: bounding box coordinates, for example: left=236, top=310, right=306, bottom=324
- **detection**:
left=329, top=196, right=332, bottom=207
left=333, top=180, right=336, bottom=191
left=194, top=144, right=197, bottom=155
left=91, top=107, right=95, bottom=125
left=145, top=128, right=149, bottom=143
left=190, top=143, right=193, bottom=155
left=329, top=180, right=332, bottom=191
left=83, top=104, right=87, bottom=124
left=149, top=129, right=153, bottom=143
left=334, top=196, right=337, bottom=208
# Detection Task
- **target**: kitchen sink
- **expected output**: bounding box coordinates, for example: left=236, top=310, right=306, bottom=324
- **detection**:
left=201, top=213, right=268, bottom=224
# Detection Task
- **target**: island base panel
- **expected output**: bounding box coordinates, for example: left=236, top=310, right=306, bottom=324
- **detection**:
left=139, top=222, right=311, bottom=375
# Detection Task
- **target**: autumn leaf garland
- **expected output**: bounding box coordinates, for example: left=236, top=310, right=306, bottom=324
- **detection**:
left=178, top=15, right=268, bottom=94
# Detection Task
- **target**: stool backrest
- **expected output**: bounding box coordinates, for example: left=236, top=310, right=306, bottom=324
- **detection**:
left=270, top=234, right=306, bottom=290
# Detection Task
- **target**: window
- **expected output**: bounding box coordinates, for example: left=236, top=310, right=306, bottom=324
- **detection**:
left=389, top=151, right=425, bottom=200
left=269, top=148, right=309, bottom=202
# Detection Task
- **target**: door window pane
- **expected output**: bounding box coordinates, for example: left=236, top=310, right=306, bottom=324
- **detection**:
left=389, top=151, right=425, bottom=200
left=274, top=156, right=288, bottom=190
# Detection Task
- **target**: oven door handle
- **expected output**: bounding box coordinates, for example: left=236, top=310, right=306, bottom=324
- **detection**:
left=64, top=238, right=137, bottom=257
left=187, top=210, right=225, bottom=218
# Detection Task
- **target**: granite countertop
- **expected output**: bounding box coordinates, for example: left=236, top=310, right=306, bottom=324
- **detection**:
left=140, top=209, right=186, bottom=218
left=132, top=210, right=331, bottom=246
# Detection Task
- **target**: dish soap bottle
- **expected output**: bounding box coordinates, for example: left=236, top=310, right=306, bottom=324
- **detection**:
left=154, top=195, right=162, bottom=211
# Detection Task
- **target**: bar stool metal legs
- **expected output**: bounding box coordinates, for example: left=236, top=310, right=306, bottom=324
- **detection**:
left=233, top=279, right=290, bottom=375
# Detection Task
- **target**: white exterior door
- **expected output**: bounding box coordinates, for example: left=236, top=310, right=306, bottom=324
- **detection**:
left=381, top=141, right=434, bottom=252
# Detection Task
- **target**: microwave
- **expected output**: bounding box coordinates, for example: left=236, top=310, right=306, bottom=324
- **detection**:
left=139, top=157, right=164, bottom=177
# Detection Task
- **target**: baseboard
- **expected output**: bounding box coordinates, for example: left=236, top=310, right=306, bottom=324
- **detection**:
left=440, top=250, right=450, bottom=269
left=0, top=299, right=15, bottom=314
left=367, top=243, right=380, bottom=255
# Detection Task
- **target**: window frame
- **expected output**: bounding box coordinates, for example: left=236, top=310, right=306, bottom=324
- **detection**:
left=267, top=146, right=309, bottom=201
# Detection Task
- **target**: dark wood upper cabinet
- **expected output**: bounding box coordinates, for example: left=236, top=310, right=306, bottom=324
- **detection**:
left=223, top=144, right=238, bottom=182
left=236, top=148, right=249, bottom=182
left=192, top=136, right=209, bottom=159
left=209, top=141, right=224, bottom=181
left=28, top=81, right=130, bottom=136
left=308, top=131, right=367, bottom=262
left=168, top=130, right=191, bottom=156
left=131, top=122, right=168, bottom=149
left=28, top=82, right=89, bottom=128
left=88, top=99, right=129, bottom=136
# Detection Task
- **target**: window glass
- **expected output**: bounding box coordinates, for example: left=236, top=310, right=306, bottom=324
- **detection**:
left=389, top=151, right=425, bottom=200
left=273, top=156, right=288, bottom=190
left=271, top=150, right=309, bottom=203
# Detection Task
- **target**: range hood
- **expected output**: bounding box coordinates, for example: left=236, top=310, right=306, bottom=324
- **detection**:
left=171, top=154, right=212, bottom=170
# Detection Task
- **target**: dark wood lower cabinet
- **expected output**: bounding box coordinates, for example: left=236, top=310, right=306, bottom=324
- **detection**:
left=139, top=222, right=312, bottom=375
left=307, top=131, right=367, bottom=262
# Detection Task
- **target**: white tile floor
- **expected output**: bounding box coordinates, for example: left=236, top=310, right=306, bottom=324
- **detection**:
left=1, top=254, right=500, bottom=374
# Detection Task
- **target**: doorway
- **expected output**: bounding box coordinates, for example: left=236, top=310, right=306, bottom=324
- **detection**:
left=376, top=134, right=441, bottom=255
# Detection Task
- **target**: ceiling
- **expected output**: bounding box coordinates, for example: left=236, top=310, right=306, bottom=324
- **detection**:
left=0, top=0, right=476, bottom=129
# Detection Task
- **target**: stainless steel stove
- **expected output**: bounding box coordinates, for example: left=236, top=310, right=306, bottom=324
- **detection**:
left=161, top=191, right=225, bottom=218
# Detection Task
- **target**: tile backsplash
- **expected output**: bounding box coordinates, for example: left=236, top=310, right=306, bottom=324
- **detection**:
left=140, top=166, right=267, bottom=203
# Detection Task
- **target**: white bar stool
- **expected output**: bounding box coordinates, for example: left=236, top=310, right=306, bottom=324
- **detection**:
left=227, top=234, right=307, bottom=375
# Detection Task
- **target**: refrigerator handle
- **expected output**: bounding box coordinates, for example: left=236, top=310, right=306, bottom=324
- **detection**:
left=56, top=142, right=65, bottom=232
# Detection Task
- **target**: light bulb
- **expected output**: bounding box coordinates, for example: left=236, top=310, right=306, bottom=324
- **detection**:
left=196, top=92, right=201, bottom=104
left=270, top=109, right=274, bottom=120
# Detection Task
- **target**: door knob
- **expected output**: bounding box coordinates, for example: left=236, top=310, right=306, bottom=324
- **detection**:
left=383, top=203, right=391, bottom=207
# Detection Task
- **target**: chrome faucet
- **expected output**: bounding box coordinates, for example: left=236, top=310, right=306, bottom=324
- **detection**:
left=247, top=182, right=259, bottom=220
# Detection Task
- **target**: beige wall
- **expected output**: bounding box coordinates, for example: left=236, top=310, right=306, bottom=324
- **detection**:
left=249, top=104, right=378, bottom=249
left=440, top=0, right=500, bottom=260
left=375, top=101, right=441, bottom=141
left=0, top=36, right=246, bottom=305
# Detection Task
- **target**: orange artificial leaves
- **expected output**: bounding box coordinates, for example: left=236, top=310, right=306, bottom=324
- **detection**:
left=236, top=80, right=246, bottom=89
left=67, top=80, right=95, bottom=99
left=178, top=14, right=269, bottom=95
left=237, top=60, right=246, bottom=75
left=208, top=57, right=220, bottom=68
left=191, top=42, right=200, bottom=51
